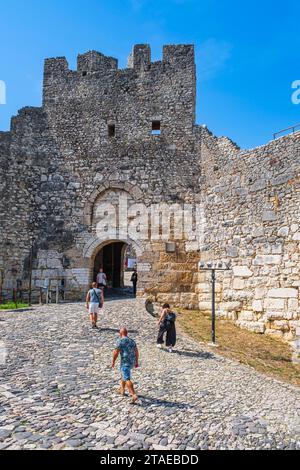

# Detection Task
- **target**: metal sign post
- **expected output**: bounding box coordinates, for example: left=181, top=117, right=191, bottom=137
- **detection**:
left=199, top=261, right=231, bottom=345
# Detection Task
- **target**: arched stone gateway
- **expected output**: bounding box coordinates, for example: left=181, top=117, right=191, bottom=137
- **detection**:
left=83, top=236, right=142, bottom=296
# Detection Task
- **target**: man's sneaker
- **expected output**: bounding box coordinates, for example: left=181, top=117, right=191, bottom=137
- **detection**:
left=157, top=344, right=163, bottom=349
left=168, top=347, right=173, bottom=353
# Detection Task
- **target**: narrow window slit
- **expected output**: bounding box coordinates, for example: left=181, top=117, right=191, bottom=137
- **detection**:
left=108, top=124, right=116, bottom=137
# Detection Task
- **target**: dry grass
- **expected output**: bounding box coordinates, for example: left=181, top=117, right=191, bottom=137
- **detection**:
left=176, top=309, right=300, bottom=387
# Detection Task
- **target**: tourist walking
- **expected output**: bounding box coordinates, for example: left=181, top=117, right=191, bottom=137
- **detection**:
left=131, top=268, right=138, bottom=298
left=112, top=327, right=139, bottom=404
left=85, top=282, right=104, bottom=329
left=157, top=303, right=177, bottom=352
left=96, top=267, right=107, bottom=290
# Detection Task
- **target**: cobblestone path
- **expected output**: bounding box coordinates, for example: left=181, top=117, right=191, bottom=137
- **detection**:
left=0, top=299, right=299, bottom=450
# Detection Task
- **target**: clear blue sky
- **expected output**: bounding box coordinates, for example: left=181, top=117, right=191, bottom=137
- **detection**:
left=0, top=0, right=299, bottom=148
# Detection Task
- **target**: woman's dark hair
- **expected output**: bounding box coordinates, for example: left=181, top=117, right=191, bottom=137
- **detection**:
left=162, top=303, right=170, bottom=309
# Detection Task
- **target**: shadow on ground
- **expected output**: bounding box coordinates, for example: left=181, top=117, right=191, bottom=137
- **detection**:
left=137, top=395, right=192, bottom=409
left=174, top=349, right=215, bottom=360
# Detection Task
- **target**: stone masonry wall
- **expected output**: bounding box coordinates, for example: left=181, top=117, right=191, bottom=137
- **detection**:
left=198, top=128, right=300, bottom=341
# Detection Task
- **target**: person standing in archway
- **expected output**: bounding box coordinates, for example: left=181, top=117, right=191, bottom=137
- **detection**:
left=96, top=267, right=107, bottom=290
left=86, top=282, right=104, bottom=329
left=130, top=267, right=138, bottom=298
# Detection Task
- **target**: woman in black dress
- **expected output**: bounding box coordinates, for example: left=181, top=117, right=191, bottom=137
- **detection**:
left=156, top=303, right=177, bottom=352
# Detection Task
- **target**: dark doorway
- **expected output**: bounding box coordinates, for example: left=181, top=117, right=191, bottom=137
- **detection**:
left=94, top=242, right=126, bottom=289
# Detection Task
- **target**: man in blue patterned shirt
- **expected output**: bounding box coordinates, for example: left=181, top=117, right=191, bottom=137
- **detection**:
left=112, top=328, right=139, bottom=404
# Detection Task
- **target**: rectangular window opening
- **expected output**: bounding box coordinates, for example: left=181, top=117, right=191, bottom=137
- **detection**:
left=108, top=124, right=116, bottom=137
left=151, top=121, right=161, bottom=135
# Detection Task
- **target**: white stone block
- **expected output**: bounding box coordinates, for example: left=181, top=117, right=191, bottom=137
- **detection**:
left=253, top=255, right=281, bottom=266
left=219, top=301, right=242, bottom=312
left=238, top=311, right=256, bottom=321
left=264, top=298, right=285, bottom=310
left=232, top=266, right=253, bottom=278
left=252, top=300, right=263, bottom=312
left=268, top=288, right=298, bottom=299
left=237, top=321, right=265, bottom=334
left=233, top=278, right=245, bottom=290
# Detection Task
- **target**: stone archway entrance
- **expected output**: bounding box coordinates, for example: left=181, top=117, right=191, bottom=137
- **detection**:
left=94, top=241, right=125, bottom=289
left=93, top=241, right=137, bottom=296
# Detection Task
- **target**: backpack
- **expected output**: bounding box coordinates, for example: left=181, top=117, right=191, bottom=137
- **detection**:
left=165, top=311, right=176, bottom=329
left=93, top=289, right=102, bottom=308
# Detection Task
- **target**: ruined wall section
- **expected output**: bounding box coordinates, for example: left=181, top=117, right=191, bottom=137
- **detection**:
left=0, top=108, right=61, bottom=289
left=199, top=127, right=300, bottom=341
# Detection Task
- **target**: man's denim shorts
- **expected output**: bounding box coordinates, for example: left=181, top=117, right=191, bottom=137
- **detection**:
left=121, top=365, right=132, bottom=381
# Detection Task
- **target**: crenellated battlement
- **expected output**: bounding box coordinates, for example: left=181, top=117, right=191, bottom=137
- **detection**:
left=77, top=50, right=118, bottom=73
left=43, top=43, right=194, bottom=79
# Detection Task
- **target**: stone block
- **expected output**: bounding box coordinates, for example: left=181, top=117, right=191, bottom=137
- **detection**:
left=195, top=283, right=211, bottom=294
left=262, top=210, right=276, bottom=222
left=254, top=287, right=266, bottom=300
left=277, top=226, right=289, bottom=237
left=267, top=288, right=298, bottom=299
left=179, top=293, right=198, bottom=306
left=253, top=255, right=281, bottom=266
left=233, top=278, right=245, bottom=290
left=237, top=321, right=265, bottom=334
left=198, top=301, right=212, bottom=311
left=219, top=301, right=242, bottom=312
left=226, top=246, right=238, bottom=257
left=252, top=300, right=263, bottom=312
left=273, top=320, right=290, bottom=332
left=265, top=329, right=284, bottom=340
left=264, top=298, right=285, bottom=310
left=232, top=266, right=253, bottom=278
left=238, top=311, right=256, bottom=322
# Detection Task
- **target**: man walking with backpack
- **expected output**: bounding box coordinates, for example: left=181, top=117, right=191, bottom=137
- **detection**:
left=86, top=282, right=104, bottom=329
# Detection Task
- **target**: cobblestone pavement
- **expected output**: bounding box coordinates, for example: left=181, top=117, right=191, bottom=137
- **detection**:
left=0, top=299, right=300, bottom=450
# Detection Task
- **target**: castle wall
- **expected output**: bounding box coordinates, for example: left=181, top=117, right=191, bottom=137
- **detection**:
left=199, top=128, right=300, bottom=341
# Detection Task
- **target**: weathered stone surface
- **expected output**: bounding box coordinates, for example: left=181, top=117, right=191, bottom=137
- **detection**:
left=268, top=289, right=298, bottom=299
left=232, top=266, right=253, bottom=278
